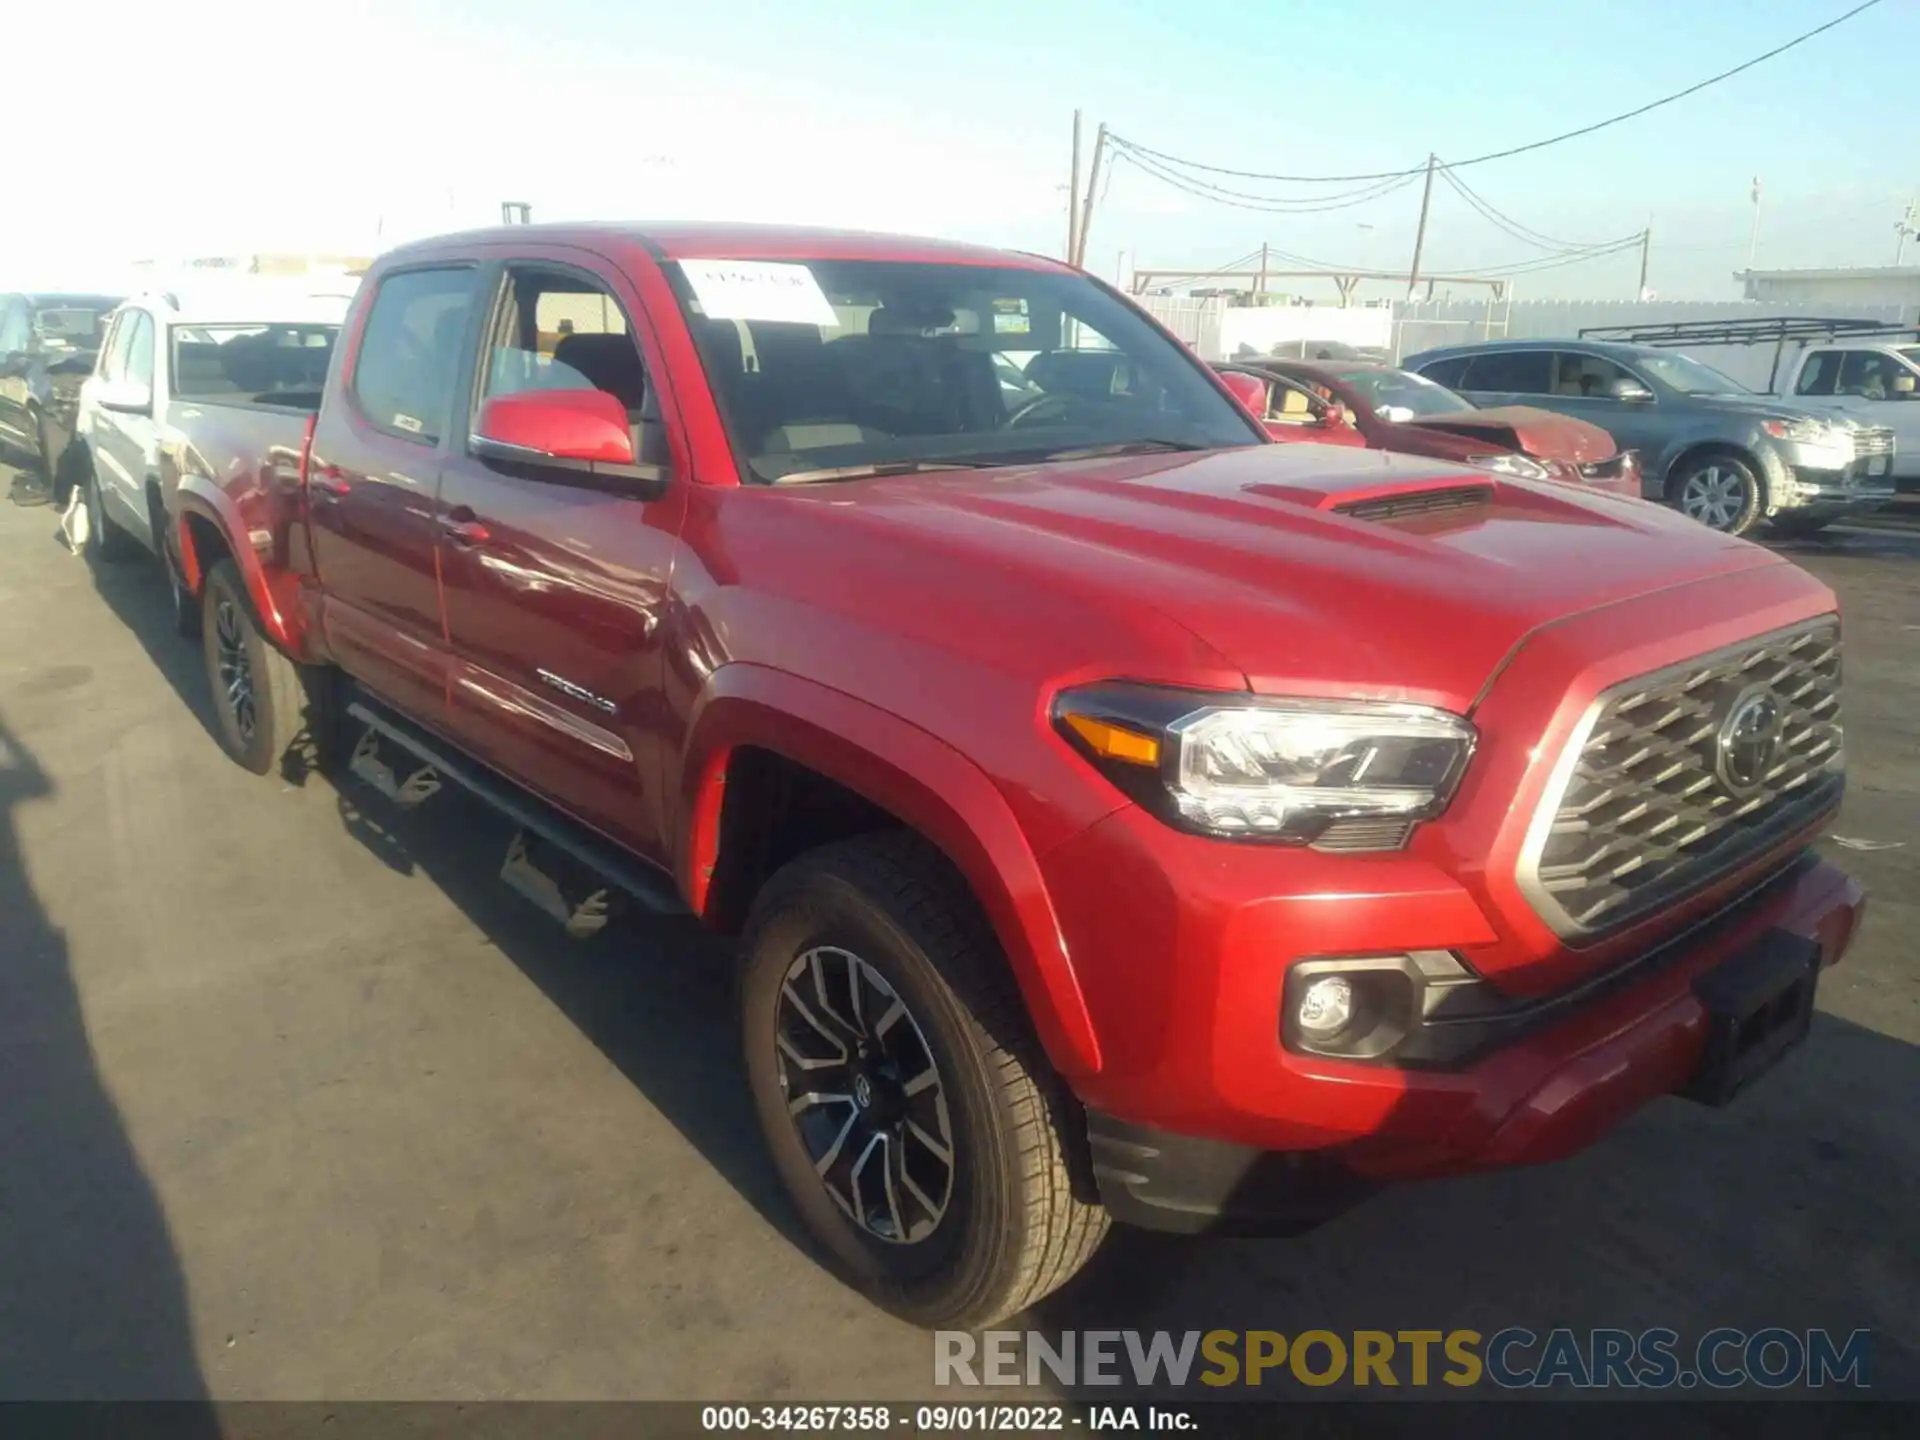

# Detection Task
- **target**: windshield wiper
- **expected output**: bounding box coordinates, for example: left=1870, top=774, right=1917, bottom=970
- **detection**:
left=768, top=459, right=999, bottom=485
left=1030, top=438, right=1211, bottom=461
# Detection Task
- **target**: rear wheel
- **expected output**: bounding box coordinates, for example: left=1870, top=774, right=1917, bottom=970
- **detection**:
left=1669, top=453, right=1764, bottom=536
left=201, top=560, right=306, bottom=775
left=740, top=833, right=1109, bottom=1328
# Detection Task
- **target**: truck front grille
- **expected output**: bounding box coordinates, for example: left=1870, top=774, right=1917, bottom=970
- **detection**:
left=1518, top=617, right=1844, bottom=941
left=1853, top=426, right=1895, bottom=459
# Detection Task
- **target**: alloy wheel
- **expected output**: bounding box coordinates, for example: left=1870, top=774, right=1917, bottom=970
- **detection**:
left=1679, top=466, right=1748, bottom=531
left=214, top=598, right=258, bottom=743
left=775, top=945, right=956, bottom=1245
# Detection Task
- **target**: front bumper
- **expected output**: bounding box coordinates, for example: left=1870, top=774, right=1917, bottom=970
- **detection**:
left=1081, top=854, right=1865, bottom=1234
left=1767, top=438, right=1897, bottom=514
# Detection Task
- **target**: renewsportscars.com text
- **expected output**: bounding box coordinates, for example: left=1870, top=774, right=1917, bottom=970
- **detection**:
left=935, top=1328, right=1873, bottom=1391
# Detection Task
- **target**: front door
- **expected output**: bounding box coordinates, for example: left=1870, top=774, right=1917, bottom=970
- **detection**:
left=1816, top=350, right=1920, bottom=479
left=1539, top=350, right=1670, bottom=467
left=306, top=263, right=485, bottom=729
left=433, top=255, right=685, bottom=860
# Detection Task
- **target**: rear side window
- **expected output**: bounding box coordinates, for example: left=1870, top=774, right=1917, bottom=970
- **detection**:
left=1460, top=350, right=1552, bottom=394
left=1413, top=355, right=1470, bottom=387
left=351, top=267, right=480, bottom=443
left=1795, top=351, right=1840, bottom=397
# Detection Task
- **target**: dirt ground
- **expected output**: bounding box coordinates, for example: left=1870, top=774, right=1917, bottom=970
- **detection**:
left=1, top=460, right=1914, bottom=1405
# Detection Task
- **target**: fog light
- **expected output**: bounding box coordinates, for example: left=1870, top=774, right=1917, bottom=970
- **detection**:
left=1296, top=976, right=1354, bottom=1038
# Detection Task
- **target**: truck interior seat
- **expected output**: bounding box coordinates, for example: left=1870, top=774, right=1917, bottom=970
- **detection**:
left=551, top=333, right=649, bottom=414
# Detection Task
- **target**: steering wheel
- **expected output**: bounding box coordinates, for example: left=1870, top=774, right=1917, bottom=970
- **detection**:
left=1004, top=390, right=1080, bottom=428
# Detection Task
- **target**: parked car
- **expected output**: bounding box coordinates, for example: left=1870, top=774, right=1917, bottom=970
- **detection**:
left=1212, top=365, right=1371, bottom=449
left=67, top=287, right=351, bottom=632
left=1403, top=338, right=1896, bottom=535
left=1778, top=341, right=1920, bottom=492
left=154, top=223, right=1862, bottom=1330
left=1217, top=358, right=1638, bottom=495
left=0, top=291, right=123, bottom=485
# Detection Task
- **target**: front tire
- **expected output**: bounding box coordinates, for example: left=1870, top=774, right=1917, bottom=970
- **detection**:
left=201, top=560, right=306, bottom=775
left=740, top=833, right=1109, bottom=1328
left=1669, top=452, right=1764, bottom=536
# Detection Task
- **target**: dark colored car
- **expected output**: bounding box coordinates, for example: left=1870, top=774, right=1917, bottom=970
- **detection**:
left=131, top=223, right=1861, bottom=1331
left=0, top=292, right=123, bottom=487
left=1218, top=358, right=1639, bottom=496
left=1403, top=339, right=1896, bottom=536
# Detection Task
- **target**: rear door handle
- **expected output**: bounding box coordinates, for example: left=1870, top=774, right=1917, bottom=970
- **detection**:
left=440, top=509, right=490, bottom=546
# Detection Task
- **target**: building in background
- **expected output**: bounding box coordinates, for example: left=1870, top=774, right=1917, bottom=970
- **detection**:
left=1738, top=266, right=1920, bottom=307
left=132, top=253, right=373, bottom=280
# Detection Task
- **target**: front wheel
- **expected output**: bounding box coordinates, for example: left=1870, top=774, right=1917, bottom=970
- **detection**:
left=81, top=466, right=140, bottom=563
left=1669, top=453, right=1764, bottom=536
left=740, top=833, right=1109, bottom=1328
left=201, top=560, right=307, bottom=775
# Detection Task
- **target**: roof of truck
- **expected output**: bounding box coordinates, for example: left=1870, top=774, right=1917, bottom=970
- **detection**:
left=125, top=287, right=357, bottom=329
left=384, top=222, right=1069, bottom=271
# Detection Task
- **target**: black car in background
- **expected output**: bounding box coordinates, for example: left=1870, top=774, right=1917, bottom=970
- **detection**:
left=0, top=292, right=123, bottom=491
left=1402, top=337, right=1897, bottom=537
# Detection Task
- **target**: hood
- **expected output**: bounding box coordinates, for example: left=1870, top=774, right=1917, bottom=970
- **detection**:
left=1405, top=406, right=1617, bottom=463
left=761, top=446, right=1780, bottom=713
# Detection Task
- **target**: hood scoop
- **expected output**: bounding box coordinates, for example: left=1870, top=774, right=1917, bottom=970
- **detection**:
left=1333, top=483, right=1494, bottom=522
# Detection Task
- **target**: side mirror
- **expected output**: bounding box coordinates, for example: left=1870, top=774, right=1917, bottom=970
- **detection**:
left=472, top=388, right=635, bottom=466
left=1218, top=370, right=1270, bottom=418
left=97, top=377, right=154, bottom=414
left=1607, top=377, right=1654, bottom=402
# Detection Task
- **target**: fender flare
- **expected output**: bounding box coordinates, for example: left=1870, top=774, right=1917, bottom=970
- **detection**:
left=171, top=476, right=304, bottom=655
left=680, top=662, right=1103, bottom=1078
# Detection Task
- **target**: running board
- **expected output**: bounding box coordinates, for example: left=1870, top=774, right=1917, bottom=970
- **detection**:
left=344, top=696, right=689, bottom=918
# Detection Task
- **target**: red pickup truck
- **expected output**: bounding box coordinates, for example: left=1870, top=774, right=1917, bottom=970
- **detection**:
left=156, top=223, right=1865, bottom=1329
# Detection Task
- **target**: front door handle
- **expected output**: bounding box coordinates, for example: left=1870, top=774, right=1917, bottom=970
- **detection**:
left=310, top=467, right=351, bottom=497
left=440, top=509, right=490, bottom=546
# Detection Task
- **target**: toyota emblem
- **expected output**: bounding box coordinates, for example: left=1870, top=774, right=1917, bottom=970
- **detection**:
left=1715, top=686, right=1782, bottom=795
left=853, top=1075, right=873, bottom=1109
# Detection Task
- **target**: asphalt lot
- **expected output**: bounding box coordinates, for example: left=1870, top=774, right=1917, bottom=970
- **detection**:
left=1, top=460, right=1915, bottom=1406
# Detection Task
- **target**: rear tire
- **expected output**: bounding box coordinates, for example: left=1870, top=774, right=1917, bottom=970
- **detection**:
left=740, top=832, right=1109, bottom=1329
left=201, top=560, right=306, bottom=775
left=1668, top=452, right=1764, bottom=536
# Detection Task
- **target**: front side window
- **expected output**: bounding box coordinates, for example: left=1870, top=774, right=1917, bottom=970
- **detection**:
left=96, top=313, right=134, bottom=381
left=171, top=324, right=339, bottom=403
left=123, top=313, right=156, bottom=390
left=351, top=267, right=481, bottom=443
left=1460, top=350, right=1552, bottom=395
left=1837, top=350, right=1900, bottom=399
left=663, top=258, right=1260, bottom=482
left=1550, top=352, right=1638, bottom=399
left=479, top=267, right=646, bottom=415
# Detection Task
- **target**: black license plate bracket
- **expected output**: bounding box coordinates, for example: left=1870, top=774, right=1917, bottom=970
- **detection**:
left=1682, top=928, right=1821, bottom=1108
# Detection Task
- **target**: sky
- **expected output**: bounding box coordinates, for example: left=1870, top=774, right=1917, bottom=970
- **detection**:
left=8, top=0, right=1913, bottom=302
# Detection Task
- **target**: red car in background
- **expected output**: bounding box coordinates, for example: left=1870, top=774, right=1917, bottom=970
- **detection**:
left=1217, top=358, right=1640, bottom=496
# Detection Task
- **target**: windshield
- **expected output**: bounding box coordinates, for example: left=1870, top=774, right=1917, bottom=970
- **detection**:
left=664, top=259, right=1261, bottom=482
left=1325, top=366, right=1471, bottom=419
left=170, top=322, right=340, bottom=402
left=1636, top=352, right=1750, bottom=396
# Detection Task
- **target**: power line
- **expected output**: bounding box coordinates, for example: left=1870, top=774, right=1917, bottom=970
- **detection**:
left=1115, top=148, right=1422, bottom=213
left=1109, top=0, right=1886, bottom=184
left=1438, top=166, right=1636, bottom=255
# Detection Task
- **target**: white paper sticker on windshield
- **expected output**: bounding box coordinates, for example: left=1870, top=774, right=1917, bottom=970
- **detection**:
left=992, top=298, right=1030, bottom=335
left=680, top=260, right=838, bottom=326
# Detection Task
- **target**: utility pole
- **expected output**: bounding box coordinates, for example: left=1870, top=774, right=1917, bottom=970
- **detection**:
left=1406, top=154, right=1438, bottom=298
left=1072, top=123, right=1109, bottom=270
left=1255, top=242, right=1269, bottom=302
left=1747, top=177, right=1762, bottom=272
left=1895, top=200, right=1918, bottom=266
left=1637, top=220, right=1652, bottom=299
left=1067, top=111, right=1083, bottom=265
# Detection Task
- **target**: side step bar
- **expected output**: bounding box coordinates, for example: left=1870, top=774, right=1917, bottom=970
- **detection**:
left=344, top=696, right=689, bottom=917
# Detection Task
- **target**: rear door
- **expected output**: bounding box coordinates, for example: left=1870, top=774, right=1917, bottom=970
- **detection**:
left=432, top=254, right=686, bottom=859
left=307, top=263, right=485, bottom=728
left=1454, top=348, right=1553, bottom=408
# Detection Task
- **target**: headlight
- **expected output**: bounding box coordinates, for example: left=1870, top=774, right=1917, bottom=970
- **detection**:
left=1053, top=685, right=1476, bottom=848
left=1464, top=452, right=1550, bottom=480
left=1761, top=416, right=1846, bottom=445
